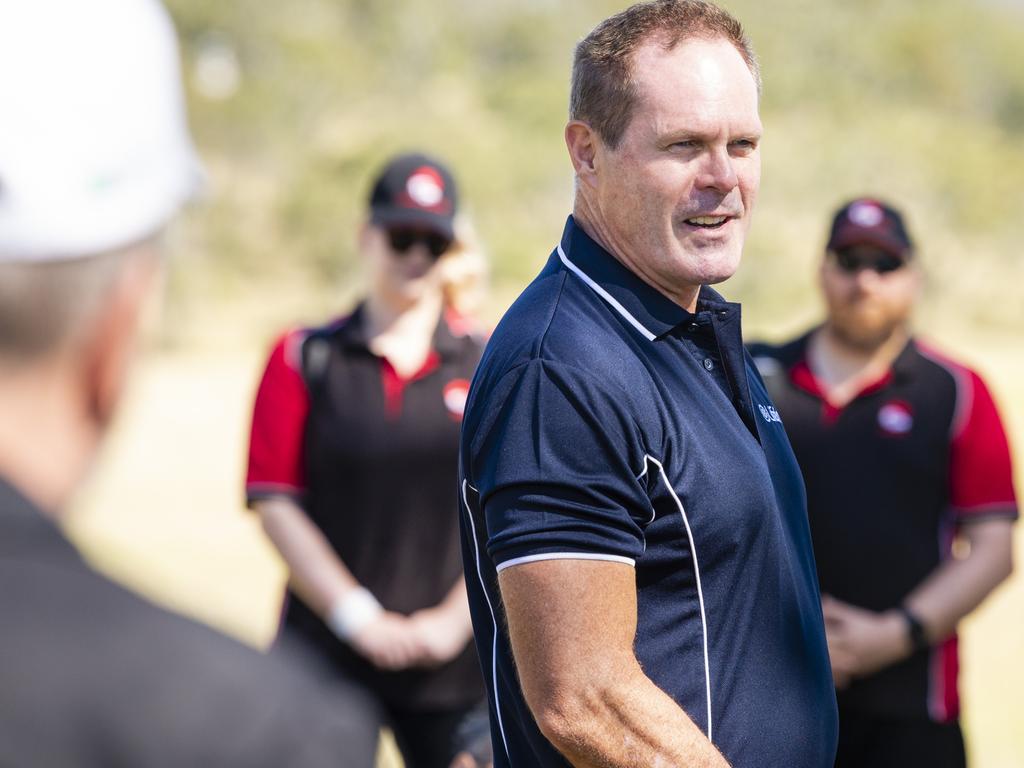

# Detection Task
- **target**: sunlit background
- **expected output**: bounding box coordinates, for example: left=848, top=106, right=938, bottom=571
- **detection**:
left=66, top=1, right=1023, bottom=765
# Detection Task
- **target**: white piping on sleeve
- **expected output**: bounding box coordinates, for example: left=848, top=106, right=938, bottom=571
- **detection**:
left=636, top=455, right=656, bottom=524
left=645, top=455, right=714, bottom=742
left=557, top=243, right=657, bottom=342
left=462, top=480, right=510, bottom=760
left=916, top=343, right=973, bottom=441
left=496, top=552, right=636, bottom=573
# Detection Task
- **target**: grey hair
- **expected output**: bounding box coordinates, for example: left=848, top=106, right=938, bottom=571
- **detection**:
left=0, top=242, right=157, bottom=364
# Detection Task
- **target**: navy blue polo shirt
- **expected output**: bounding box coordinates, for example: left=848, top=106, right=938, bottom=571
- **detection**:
left=459, top=217, right=837, bottom=767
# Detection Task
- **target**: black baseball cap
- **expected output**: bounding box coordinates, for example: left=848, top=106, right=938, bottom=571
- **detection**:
left=827, top=198, right=914, bottom=258
left=368, top=152, right=458, bottom=240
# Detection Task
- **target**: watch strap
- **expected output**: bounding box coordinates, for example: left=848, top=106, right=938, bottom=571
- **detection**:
left=896, top=605, right=929, bottom=653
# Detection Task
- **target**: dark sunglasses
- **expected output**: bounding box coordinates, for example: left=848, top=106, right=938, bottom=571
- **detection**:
left=387, top=229, right=452, bottom=258
left=834, top=250, right=907, bottom=275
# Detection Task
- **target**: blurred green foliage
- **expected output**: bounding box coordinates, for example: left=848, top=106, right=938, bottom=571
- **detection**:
left=165, top=0, right=1024, bottom=337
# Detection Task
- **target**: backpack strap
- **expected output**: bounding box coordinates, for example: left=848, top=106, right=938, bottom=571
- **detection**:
left=299, top=330, right=332, bottom=395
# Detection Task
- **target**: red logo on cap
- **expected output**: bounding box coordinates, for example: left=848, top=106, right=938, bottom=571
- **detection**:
left=403, top=166, right=446, bottom=211
left=848, top=201, right=885, bottom=228
left=443, top=379, right=470, bottom=421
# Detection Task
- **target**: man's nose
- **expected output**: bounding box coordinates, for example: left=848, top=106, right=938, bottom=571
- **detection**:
left=852, top=265, right=884, bottom=291
left=695, top=147, right=738, bottom=192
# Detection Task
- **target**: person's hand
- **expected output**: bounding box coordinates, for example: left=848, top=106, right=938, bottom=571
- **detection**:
left=348, top=611, right=421, bottom=671
left=822, top=595, right=911, bottom=687
left=406, top=606, right=472, bottom=667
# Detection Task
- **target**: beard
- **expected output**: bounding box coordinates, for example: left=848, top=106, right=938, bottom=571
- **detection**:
left=827, top=301, right=910, bottom=352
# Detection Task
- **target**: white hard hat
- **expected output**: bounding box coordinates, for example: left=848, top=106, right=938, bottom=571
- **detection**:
left=0, top=0, right=204, bottom=261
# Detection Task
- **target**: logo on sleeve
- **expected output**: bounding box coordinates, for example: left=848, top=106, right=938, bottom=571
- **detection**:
left=878, top=400, right=913, bottom=435
left=758, top=403, right=783, bottom=424
left=443, top=379, right=470, bottom=420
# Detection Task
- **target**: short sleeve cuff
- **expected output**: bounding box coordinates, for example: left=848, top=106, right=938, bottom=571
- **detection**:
left=245, top=482, right=306, bottom=509
left=953, top=503, right=1019, bottom=523
left=495, top=551, right=636, bottom=573
left=485, top=487, right=646, bottom=572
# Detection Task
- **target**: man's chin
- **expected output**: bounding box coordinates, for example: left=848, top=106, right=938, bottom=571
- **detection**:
left=831, top=320, right=900, bottom=351
left=691, top=248, right=742, bottom=287
left=702, top=268, right=739, bottom=286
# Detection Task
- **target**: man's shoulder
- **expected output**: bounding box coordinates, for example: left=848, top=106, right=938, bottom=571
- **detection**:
left=480, top=254, right=652, bottom=391
left=0, top=542, right=355, bottom=765
left=0, top=547, right=261, bottom=689
left=904, top=337, right=1005, bottom=421
left=907, top=337, right=984, bottom=383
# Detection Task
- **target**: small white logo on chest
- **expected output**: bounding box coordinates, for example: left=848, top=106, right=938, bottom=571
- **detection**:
left=758, top=404, right=783, bottom=424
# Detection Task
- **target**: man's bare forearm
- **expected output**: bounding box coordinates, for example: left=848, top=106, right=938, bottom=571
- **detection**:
left=499, top=559, right=728, bottom=768
left=539, top=663, right=728, bottom=768
left=904, top=518, right=1013, bottom=642
left=255, top=496, right=358, bottom=615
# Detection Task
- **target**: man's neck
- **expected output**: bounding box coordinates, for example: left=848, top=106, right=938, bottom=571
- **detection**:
left=0, top=364, right=95, bottom=519
left=363, top=290, right=442, bottom=344
left=572, top=200, right=701, bottom=313
left=363, top=291, right=443, bottom=378
left=808, top=324, right=909, bottom=407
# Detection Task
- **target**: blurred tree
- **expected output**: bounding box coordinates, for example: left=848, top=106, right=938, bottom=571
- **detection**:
left=165, top=0, right=1024, bottom=333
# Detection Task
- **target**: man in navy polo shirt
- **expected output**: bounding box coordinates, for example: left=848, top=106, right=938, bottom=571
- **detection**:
left=751, top=199, right=1017, bottom=767
left=458, top=1, right=838, bottom=766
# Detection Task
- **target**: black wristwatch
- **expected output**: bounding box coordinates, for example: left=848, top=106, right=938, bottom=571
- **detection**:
left=896, top=605, right=929, bottom=653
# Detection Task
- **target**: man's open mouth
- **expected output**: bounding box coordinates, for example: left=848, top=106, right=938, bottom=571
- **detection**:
left=684, top=215, right=730, bottom=230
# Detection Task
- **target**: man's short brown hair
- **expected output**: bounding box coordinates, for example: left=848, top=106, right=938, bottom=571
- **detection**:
left=570, top=0, right=760, bottom=149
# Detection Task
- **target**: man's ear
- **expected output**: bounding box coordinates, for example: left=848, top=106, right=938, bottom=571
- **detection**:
left=80, top=250, right=161, bottom=431
left=565, top=120, right=602, bottom=190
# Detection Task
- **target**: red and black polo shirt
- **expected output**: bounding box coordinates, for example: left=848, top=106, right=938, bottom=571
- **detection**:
left=246, top=303, right=485, bottom=709
left=750, top=333, right=1018, bottom=722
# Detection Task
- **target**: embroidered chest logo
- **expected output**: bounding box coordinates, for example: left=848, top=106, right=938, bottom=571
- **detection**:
left=443, top=379, right=470, bottom=420
left=758, top=403, right=783, bottom=424
left=878, top=400, right=913, bottom=436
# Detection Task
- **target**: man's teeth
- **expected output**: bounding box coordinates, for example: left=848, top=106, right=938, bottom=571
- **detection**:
left=687, top=216, right=728, bottom=226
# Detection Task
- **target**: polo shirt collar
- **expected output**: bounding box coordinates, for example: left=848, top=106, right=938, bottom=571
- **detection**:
left=557, top=216, right=736, bottom=340
left=787, top=329, right=916, bottom=402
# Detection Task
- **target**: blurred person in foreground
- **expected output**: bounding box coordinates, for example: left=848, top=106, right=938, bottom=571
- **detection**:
left=458, top=1, right=838, bottom=766
left=0, top=0, right=366, bottom=764
left=750, top=198, right=1017, bottom=767
left=246, top=153, right=486, bottom=768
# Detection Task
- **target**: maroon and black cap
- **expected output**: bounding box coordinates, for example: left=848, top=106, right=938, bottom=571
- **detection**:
left=827, top=198, right=914, bottom=258
left=369, top=152, right=458, bottom=240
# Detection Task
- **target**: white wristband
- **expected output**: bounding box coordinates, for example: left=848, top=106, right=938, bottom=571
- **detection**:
left=326, top=587, right=383, bottom=642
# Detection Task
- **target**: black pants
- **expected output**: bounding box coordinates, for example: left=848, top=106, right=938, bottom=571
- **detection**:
left=835, top=708, right=967, bottom=768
